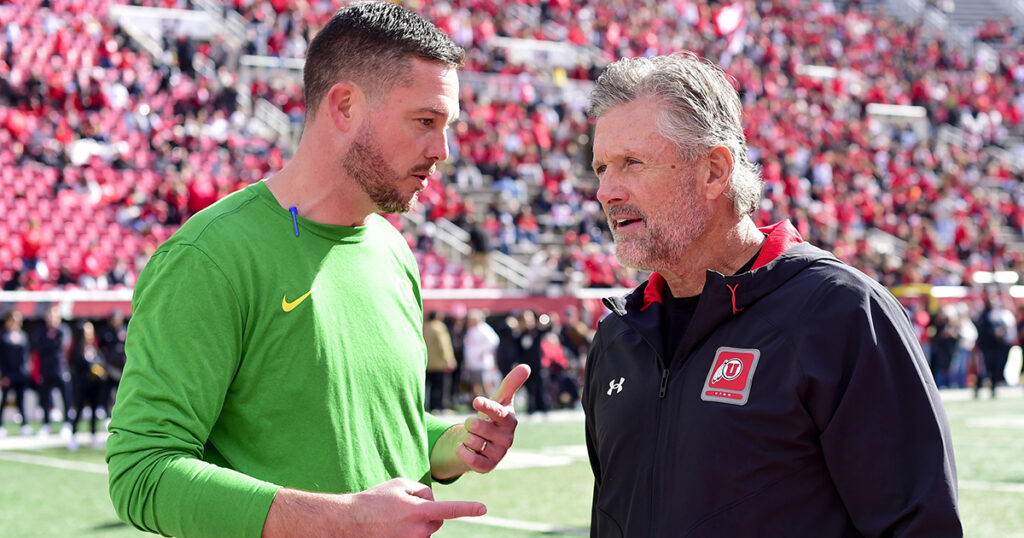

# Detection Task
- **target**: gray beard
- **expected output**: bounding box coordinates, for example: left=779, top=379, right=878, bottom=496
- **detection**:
left=609, top=181, right=711, bottom=272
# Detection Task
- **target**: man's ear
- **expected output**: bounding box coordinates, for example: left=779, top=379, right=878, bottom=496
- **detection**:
left=323, top=81, right=364, bottom=132
left=704, top=146, right=734, bottom=201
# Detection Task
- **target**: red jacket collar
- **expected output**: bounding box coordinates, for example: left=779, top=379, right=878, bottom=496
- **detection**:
left=641, top=220, right=804, bottom=310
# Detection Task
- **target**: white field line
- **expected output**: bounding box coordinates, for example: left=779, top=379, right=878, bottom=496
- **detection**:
left=965, top=416, right=1024, bottom=429
left=457, top=515, right=588, bottom=534
left=0, top=431, right=109, bottom=451
left=0, top=451, right=107, bottom=474
left=495, top=444, right=589, bottom=470
left=960, top=480, right=1024, bottom=494
left=5, top=436, right=1024, bottom=501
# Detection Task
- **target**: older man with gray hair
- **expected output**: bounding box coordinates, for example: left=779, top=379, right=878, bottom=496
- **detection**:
left=582, top=51, right=961, bottom=537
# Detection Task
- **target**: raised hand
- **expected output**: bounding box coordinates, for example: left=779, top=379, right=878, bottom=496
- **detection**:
left=457, top=363, right=531, bottom=473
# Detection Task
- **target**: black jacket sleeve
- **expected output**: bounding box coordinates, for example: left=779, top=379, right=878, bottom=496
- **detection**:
left=804, top=277, right=961, bottom=536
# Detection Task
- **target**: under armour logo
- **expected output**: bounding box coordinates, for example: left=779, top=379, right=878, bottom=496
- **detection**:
left=607, top=377, right=625, bottom=395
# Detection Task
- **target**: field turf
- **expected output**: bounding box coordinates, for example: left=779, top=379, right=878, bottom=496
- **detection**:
left=1, top=388, right=1021, bottom=537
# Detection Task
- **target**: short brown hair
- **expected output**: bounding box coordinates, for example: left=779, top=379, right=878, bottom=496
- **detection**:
left=303, top=1, right=465, bottom=119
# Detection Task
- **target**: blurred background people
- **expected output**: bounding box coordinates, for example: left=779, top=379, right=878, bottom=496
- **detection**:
left=423, top=310, right=456, bottom=412
left=31, top=304, right=72, bottom=435
left=68, top=320, right=110, bottom=449
left=462, top=309, right=500, bottom=397
left=973, top=292, right=1018, bottom=398
left=96, top=310, right=127, bottom=407
left=0, top=310, right=33, bottom=436
left=928, top=305, right=960, bottom=388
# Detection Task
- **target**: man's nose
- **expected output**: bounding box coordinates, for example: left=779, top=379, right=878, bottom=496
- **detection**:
left=596, top=172, right=627, bottom=207
left=426, top=131, right=450, bottom=163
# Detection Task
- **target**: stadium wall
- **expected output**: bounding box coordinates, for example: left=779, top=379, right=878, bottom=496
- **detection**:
left=2, top=286, right=1018, bottom=323
left=0, top=288, right=627, bottom=321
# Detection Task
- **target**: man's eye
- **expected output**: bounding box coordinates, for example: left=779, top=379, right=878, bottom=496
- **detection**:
left=626, top=158, right=641, bottom=166
left=594, top=165, right=606, bottom=175
left=419, top=118, right=434, bottom=127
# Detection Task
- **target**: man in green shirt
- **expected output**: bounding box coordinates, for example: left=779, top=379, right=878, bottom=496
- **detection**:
left=106, top=3, right=530, bottom=536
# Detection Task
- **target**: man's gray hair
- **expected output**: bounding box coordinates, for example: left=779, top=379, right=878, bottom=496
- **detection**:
left=588, top=52, right=762, bottom=215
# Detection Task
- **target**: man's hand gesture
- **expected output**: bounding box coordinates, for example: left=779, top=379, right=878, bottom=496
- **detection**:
left=431, top=364, right=531, bottom=479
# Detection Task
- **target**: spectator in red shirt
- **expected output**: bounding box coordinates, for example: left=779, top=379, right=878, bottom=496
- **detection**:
left=18, top=218, right=47, bottom=278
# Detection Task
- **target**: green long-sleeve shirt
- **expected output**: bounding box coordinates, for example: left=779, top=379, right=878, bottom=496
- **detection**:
left=107, top=181, right=452, bottom=537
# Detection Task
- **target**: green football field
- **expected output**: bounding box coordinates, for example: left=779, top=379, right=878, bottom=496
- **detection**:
left=1, top=388, right=1022, bottom=537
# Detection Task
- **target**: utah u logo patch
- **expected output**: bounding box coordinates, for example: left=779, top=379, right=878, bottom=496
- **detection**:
left=700, top=347, right=760, bottom=405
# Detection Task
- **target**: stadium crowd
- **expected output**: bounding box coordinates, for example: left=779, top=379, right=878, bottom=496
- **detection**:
left=1, top=0, right=1024, bottom=414
left=1, top=0, right=1022, bottom=294
left=226, top=0, right=1024, bottom=290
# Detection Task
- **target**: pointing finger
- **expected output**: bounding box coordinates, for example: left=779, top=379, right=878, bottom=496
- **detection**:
left=422, top=500, right=487, bottom=521
left=490, top=364, right=531, bottom=407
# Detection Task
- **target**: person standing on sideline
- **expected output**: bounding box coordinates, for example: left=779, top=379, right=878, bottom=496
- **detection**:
left=96, top=310, right=127, bottom=407
left=583, top=52, right=961, bottom=536
left=423, top=310, right=456, bottom=412
left=973, top=291, right=1016, bottom=398
left=68, top=321, right=110, bottom=449
left=0, top=310, right=33, bottom=436
left=954, top=302, right=978, bottom=388
left=495, top=313, right=524, bottom=379
left=928, top=305, right=959, bottom=388
left=520, top=310, right=552, bottom=415
left=106, top=3, right=530, bottom=537
left=462, top=310, right=500, bottom=397
left=445, top=309, right=468, bottom=407
left=31, top=304, right=73, bottom=435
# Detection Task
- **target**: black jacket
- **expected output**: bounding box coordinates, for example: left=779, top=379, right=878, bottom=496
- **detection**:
left=32, top=324, right=70, bottom=381
left=0, top=328, right=30, bottom=382
left=584, top=221, right=961, bottom=537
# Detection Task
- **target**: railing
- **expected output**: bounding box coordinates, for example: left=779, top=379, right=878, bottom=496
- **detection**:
left=434, top=218, right=533, bottom=290
left=399, top=212, right=473, bottom=280
left=458, top=71, right=593, bottom=106
left=236, top=55, right=305, bottom=114
left=1012, top=0, right=1024, bottom=25
left=238, top=55, right=306, bottom=80
left=865, top=227, right=908, bottom=257
left=885, top=0, right=925, bottom=22
left=107, top=11, right=163, bottom=60
left=938, top=125, right=1023, bottom=173
left=253, top=98, right=296, bottom=148
left=192, top=0, right=247, bottom=52
left=400, top=213, right=532, bottom=289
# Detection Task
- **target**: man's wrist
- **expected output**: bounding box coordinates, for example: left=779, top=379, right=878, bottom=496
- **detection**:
left=429, top=424, right=471, bottom=481
left=262, top=488, right=355, bottom=538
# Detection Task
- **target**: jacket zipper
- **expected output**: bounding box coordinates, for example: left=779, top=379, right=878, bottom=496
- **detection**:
left=653, top=361, right=670, bottom=535
left=612, top=311, right=670, bottom=535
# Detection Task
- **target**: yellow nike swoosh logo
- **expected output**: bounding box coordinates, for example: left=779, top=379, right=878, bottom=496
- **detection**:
left=281, top=290, right=313, bottom=312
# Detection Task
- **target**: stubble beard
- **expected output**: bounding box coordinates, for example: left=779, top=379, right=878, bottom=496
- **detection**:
left=344, top=124, right=418, bottom=214
left=611, top=179, right=712, bottom=273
